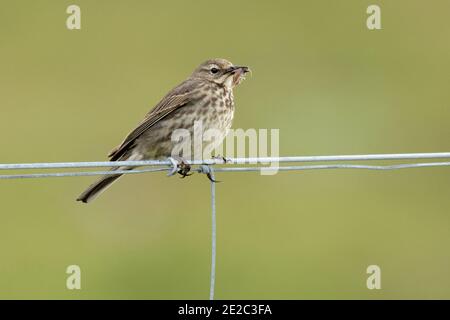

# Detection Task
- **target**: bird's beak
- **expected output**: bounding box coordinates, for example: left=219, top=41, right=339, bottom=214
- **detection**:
left=227, top=66, right=251, bottom=74
left=227, top=66, right=250, bottom=86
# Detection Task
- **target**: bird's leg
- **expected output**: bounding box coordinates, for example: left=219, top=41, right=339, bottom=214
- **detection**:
left=212, top=155, right=231, bottom=164
left=178, top=160, right=192, bottom=178
left=167, top=156, right=192, bottom=178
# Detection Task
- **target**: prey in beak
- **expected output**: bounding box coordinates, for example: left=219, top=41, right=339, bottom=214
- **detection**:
left=227, top=66, right=251, bottom=86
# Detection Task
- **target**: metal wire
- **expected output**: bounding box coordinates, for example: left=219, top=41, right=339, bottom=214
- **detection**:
left=2, top=153, right=450, bottom=179
left=0, top=167, right=168, bottom=180
left=2, top=152, right=450, bottom=300
left=211, top=162, right=450, bottom=173
left=1, top=152, right=450, bottom=170
left=209, top=172, right=216, bottom=301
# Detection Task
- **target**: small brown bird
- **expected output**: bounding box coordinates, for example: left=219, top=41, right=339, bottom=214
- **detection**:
left=77, top=58, right=250, bottom=203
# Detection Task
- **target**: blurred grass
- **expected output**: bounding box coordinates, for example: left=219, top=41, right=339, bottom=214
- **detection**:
left=1, top=0, right=450, bottom=299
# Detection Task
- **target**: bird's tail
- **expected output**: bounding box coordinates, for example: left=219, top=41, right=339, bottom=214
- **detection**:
left=76, top=172, right=123, bottom=203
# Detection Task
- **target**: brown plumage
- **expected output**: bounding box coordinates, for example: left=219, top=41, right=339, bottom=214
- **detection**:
left=76, top=58, right=249, bottom=203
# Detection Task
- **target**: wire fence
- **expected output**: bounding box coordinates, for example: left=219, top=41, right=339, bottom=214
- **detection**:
left=3, top=152, right=450, bottom=178
left=2, top=151, right=450, bottom=299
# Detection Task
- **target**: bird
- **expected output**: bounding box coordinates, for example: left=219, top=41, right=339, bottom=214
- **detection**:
left=76, top=58, right=250, bottom=203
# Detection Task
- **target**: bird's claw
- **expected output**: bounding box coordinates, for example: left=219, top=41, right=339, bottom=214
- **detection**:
left=178, top=161, right=192, bottom=178
left=168, top=158, right=221, bottom=182
left=167, top=157, right=192, bottom=178
left=213, top=155, right=231, bottom=164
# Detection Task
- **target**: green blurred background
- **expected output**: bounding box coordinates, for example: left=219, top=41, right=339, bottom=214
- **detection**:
left=1, top=0, right=450, bottom=299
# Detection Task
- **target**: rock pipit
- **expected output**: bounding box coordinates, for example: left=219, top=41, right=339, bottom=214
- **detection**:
left=77, top=58, right=249, bottom=203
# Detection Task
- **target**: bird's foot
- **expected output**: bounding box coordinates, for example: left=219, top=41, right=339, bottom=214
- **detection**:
left=178, top=161, right=192, bottom=178
left=167, top=156, right=193, bottom=178
left=212, top=155, right=231, bottom=164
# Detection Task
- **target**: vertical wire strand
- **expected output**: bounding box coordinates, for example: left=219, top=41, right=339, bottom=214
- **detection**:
left=209, top=168, right=216, bottom=300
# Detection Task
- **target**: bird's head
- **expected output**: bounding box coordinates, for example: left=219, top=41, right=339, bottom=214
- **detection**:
left=191, top=58, right=250, bottom=89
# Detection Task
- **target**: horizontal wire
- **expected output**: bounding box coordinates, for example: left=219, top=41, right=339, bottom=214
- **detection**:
left=211, top=162, right=450, bottom=172
left=0, top=167, right=168, bottom=180
left=2, top=152, right=450, bottom=170
left=1, top=161, right=450, bottom=180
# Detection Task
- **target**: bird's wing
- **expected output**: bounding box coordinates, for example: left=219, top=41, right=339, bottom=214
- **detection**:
left=108, top=79, right=200, bottom=161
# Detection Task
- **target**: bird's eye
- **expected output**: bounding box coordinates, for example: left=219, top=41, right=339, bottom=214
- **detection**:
left=210, top=67, right=219, bottom=74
